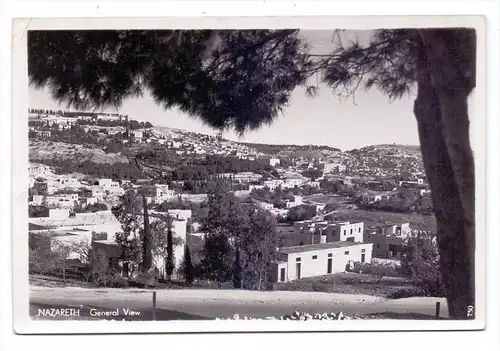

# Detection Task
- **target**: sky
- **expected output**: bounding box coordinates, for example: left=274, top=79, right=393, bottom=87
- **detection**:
left=29, top=30, right=420, bottom=151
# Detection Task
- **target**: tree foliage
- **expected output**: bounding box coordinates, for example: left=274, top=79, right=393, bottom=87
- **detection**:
left=238, top=207, right=278, bottom=291
left=112, top=189, right=182, bottom=278
left=28, top=30, right=312, bottom=135
left=399, top=231, right=444, bottom=297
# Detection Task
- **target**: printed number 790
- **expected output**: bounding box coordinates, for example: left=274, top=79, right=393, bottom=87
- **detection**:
left=467, top=306, right=474, bottom=317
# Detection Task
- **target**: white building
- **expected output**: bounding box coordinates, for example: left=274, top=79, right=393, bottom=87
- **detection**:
left=133, top=130, right=144, bottom=140
left=324, top=163, right=346, bottom=174
left=29, top=164, right=50, bottom=177
left=361, top=192, right=391, bottom=205
left=264, top=179, right=284, bottom=191
left=92, top=186, right=106, bottom=200
left=255, top=200, right=274, bottom=211
left=282, top=177, right=305, bottom=189
left=45, top=194, right=79, bottom=209
left=86, top=197, right=98, bottom=206
left=272, top=241, right=373, bottom=282
left=98, top=178, right=120, bottom=190
left=285, top=195, right=303, bottom=209
left=233, top=172, right=263, bottom=183
left=292, top=220, right=365, bottom=246
left=30, top=194, right=45, bottom=206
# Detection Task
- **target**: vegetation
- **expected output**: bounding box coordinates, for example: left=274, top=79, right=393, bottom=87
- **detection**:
left=74, top=202, right=108, bottom=213
left=31, top=157, right=145, bottom=180
left=199, top=181, right=278, bottom=290
left=181, top=245, right=194, bottom=284
left=274, top=272, right=412, bottom=298
left=399, top=231, right=445, bottom=297
left=285, top=205, right=317, bottom=223
left=112, top=189, right=183, bottom=279
left=29, top=205, right=49, bottom=218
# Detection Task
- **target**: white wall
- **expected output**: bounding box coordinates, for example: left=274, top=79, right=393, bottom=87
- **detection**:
left=280, top=243, right=373, bottom=282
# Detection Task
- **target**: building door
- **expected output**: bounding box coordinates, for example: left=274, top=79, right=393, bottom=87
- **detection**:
left=361, top=254, right=366, bottom=263
left=296, top=263, right=301, bottom=280
left=280, top=268, right=286, bottom=282
left=327, top=258, right=332, bottom=274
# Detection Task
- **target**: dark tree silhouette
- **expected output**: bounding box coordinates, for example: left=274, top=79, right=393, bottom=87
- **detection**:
left=165, top=215, right=175, bottom=281
left=233, top=247, right=242, bottom=289
left=182, top=245, right=194, bottom=284
left=28, top=28, right=477, bottom=319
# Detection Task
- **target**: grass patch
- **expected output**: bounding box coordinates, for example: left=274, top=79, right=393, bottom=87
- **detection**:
left=274, top=272, right=415, bottom=298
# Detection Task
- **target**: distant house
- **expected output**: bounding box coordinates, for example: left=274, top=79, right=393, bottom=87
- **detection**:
left=282, top=176, right=304, bottom=189
left=255, top=200, right=274, bottom=211
left=361, top=192, right=391, bottom=205
left=324, top=163, right=346, bottom=174
left=292, top=220, right=364, bottom=246
left=233, top=172, right=263, bottom=183
left=263, top=179, right=284, bottom=191
left=285, top=195, right=303, bottom=209
left=29, top=164, right=50, bottom=177
left=30, top=194, right=45, bottom=206
left=271, top=241, right=373, bottom=282
left=34, top=130, right=51, bottom=139
left=45, top=194, right=79, bottom=209
left=364, top=223, right=411, bottom=258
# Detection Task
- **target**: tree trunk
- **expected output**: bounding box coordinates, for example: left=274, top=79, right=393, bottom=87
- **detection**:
left=414, top=29, right=476, bottom=319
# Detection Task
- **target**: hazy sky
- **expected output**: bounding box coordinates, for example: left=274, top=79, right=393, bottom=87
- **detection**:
left=29, top=30, right=420, bottom=151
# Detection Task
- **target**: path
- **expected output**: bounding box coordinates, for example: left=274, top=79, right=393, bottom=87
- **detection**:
left=29, top=286, right=448, bottom=321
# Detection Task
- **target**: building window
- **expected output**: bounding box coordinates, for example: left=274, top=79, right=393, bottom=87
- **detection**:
left=312, top=255, right=318, bottom=260
left=328, top=253, right=333, bottom=258
left=359, top=227, right=361, bottom=232
left=377, top=244, right=380, bottom=249
left=296, top=257, right=301, bottom=262
left=350, top=229, right=353, bottom=234
left=343, top=230, right=346, bottom=236
left=344, top=251, right=349, bottom=255
left=361, top=249, right=366, bottom=253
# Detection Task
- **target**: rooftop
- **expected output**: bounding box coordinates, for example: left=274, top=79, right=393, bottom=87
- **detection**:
left=279, top=241, right=371, bottom=254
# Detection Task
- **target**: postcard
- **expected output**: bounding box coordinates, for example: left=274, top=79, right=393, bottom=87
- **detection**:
left=11, top=15, right=486, bottom=334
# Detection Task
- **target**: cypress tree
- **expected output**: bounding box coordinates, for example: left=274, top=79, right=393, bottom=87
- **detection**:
left=183, top=245, right=194, bottom=284
left=233, top=247, right=242, bottom=288
left=165, top=215, right=174, bottom=281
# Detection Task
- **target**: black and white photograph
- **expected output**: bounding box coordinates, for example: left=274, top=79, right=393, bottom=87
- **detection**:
left=10, top=15, right=487, bottom=334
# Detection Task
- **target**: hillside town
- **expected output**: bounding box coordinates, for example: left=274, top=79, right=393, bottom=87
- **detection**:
left=28, top=110, right=435, bottom=288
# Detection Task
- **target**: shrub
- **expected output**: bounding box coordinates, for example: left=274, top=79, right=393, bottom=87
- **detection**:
left=387, top=286, right=426, bottom=299
left=353, top=262, right=400, bottom=283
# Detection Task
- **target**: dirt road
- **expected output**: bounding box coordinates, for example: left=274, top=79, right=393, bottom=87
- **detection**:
left=29, top=286, right=448, bottom=320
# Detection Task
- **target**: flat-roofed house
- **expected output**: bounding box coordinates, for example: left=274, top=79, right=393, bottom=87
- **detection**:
left=364, top=223, right=411, bottom=258
left=271, top=241, right=373, bottom=282
left=292, top=220, right=364, bottom=246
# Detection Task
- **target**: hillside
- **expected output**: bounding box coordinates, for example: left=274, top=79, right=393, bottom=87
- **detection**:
left=29, top=123, right=424, bottom=178
left=29, top=140, right=128, bottom=164
left=345, top=144, right=423, bottom=177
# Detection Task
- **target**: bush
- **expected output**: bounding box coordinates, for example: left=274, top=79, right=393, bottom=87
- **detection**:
left=387, top=286, right=426, bottom=299
left=353, top=262, right=400, bottom=282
